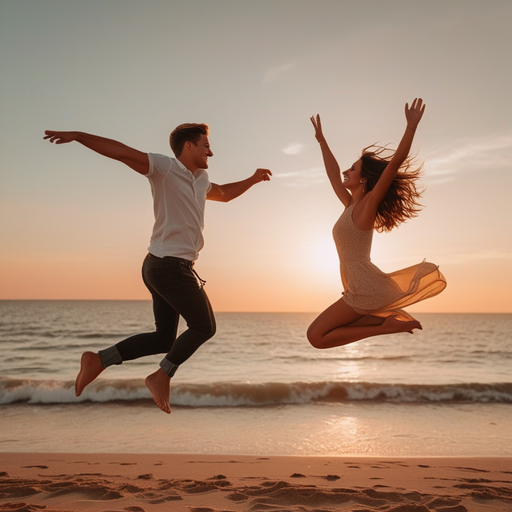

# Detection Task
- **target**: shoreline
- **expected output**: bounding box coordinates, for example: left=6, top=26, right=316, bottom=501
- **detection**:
left=1, top=453, right=511, bottom=511
left=3, top=401, right=510, bottom=457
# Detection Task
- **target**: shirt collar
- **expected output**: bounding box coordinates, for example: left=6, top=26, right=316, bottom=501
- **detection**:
left=175, top=158, right=190, bottom=173
left=174, top=157, right=205, bottom=178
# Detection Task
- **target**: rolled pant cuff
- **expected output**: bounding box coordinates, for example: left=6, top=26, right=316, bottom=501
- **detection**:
left=160, top=357, right=179, bottom=378
left=98, top=345, right=123, bottom=368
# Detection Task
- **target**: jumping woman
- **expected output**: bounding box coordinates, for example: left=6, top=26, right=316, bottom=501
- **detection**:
left=307, top=98, right=446, bottom=349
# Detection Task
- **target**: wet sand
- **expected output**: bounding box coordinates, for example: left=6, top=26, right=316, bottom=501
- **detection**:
left=1, top=453, right=511, bottom=511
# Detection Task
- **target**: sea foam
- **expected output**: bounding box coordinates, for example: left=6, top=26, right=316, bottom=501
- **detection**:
left=1, top=377, right=511, bottom=406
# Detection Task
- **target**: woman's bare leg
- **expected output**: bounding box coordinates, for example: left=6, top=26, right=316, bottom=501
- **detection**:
left=307, top=298, right=421, bottom=349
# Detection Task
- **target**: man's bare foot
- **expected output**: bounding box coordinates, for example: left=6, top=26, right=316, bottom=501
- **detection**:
left=145, top=369, right=172, bottom=414
left=75, top=351, right=104, bottom=397
left=382, top=315, right=422, bottom=335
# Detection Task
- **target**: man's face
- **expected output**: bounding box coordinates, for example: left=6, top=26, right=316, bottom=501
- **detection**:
left=190, top=134, right=213, bottom=170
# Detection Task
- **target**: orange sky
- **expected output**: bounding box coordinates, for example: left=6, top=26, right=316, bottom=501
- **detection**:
left=1, top=0, right=511, bottom=313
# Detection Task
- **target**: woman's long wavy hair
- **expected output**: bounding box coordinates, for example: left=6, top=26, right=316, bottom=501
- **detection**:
left=360, top=145, right=424, bottom=232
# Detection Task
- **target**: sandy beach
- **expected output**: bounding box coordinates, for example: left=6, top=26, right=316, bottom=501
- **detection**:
left=1, top=453, right=511, bottom=512
left=1, top=308, right=511, bottom=510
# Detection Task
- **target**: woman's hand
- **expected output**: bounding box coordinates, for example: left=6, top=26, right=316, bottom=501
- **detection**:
left=310, top=114, right=326, bottom=144
left=405, top=98, right=425, bottom=131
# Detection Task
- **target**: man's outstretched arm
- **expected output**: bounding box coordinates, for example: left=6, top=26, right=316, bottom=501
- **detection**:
left=44, top=130, right=149, bottom=175
left=207, top=168, right=272, bottom=202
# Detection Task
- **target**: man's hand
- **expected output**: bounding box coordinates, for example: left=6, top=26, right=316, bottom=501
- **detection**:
left=44, top=130, right=78, bottom=144
left=251, top=168, right=272, bottom=183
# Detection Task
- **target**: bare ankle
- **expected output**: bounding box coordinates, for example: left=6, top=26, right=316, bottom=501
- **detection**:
left=145, top=369, right=172, bottom=414
left=383, top=316, right=422, bottom=334
left=75, top=351, right=104, bottom=397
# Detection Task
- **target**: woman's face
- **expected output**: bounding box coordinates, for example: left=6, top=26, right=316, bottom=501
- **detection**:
left=342, top=159, right=363, bottom=189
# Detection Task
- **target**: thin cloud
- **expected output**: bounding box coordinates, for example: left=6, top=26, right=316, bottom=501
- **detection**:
left=425, top=134, right=512, bottom=183
left=273, top=167, right=323, bottom=178
left=283, top=143, right=304, bottom=155
left=262, top=62, right=296, bottom=84
left=274, top=167, right=326, bottom=186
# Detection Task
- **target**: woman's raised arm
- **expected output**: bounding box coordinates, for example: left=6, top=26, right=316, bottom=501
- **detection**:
left=311, top=114, right=351, bottom=206
left=365, top=98, right=425, bottom=208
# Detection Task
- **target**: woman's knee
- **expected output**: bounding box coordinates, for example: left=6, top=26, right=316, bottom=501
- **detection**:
left=306, top=325, right=326, bottom=349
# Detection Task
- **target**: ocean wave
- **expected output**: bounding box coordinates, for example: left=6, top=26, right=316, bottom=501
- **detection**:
left=1, top=378, right=511, bottom=406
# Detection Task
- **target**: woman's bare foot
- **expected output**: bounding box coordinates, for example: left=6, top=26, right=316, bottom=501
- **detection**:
left=382, top=315, right=422, bottom=334
left=145, top=369, right=172, bottom=414
left=75, top=352, right=104, bottom=396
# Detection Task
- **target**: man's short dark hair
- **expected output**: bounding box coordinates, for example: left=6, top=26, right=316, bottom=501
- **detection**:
left=170, top=123, right=209, bottom=157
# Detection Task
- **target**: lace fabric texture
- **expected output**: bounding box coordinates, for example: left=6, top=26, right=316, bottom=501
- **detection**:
left=333, top=203, right=446, bottom=321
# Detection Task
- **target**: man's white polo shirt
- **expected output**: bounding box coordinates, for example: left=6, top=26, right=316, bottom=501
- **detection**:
left=146, top=153, right=211, bottom=261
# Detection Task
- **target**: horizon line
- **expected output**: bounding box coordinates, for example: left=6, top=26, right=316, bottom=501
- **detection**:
left=0, top=299, right=510, bottom=314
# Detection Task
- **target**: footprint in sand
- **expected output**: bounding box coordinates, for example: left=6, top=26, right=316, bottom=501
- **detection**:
left=455, top=466, right=489, bottom=473
left=0, top=503, right=47, bottom=511
left=227, top=491, right=249, bottom=502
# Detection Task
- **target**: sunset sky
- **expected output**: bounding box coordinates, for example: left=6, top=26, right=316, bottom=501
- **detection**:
left=1, top=0, right=511, bottom=313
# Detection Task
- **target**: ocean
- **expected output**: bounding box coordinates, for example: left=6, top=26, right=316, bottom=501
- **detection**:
left=0, top=300, right=511, bottom=456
